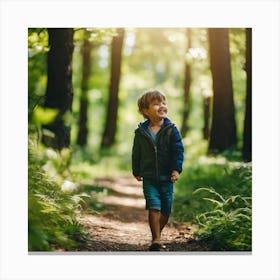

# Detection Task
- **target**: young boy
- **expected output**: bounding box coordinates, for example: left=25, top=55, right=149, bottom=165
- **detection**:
left=132, top=89, right=184, bottom=251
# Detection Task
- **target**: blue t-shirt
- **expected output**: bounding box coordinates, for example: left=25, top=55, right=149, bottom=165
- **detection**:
left=148, top=127, right=157, bottom=142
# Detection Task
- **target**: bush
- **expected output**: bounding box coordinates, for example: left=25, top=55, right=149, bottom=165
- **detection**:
left=172, top=155, right=252, bottom=251
left=28, top=137, right=89, bottom=251
left=173, top=158, right=251, bottom=220
left=193, top=188, right=252, bottom=251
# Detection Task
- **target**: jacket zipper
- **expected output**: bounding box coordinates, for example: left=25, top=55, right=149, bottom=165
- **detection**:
left=154, top=145, right=159, bottom=180
left=139, top=124, right=173, bottom=181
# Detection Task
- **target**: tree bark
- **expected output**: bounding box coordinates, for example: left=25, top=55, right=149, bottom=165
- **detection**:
left=77, top=30, right=92, bottom=146
left=42, top=28, right=74, bottom=150
left=208, top=28, right=237, bottom=153
left=180, top=28, right=192, bottom=138
left=203, top=96, right=211, bottom=140
left=101, top=28, right=125, bottom=148
left=242, top=28, right=252, bottom=161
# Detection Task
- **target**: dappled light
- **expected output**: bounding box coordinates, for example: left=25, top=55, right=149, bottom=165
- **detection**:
left=28, top=27, right=251, bottom=252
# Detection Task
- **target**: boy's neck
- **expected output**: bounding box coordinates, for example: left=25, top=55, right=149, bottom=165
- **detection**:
left=149, top=117, right=164, bottom=128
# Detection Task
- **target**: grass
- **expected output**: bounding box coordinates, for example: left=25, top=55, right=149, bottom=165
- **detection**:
left=28, top=135, right=90, bottom=251
left=172, top=144, right=252, bottom=251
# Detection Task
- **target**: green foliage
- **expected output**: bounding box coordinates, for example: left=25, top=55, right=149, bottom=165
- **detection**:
left=193, top=188, right=251, bottom=251
left=173, top=152, right=252, bottom=251
left=74, top=184, right=107, bottom=214
left=28, top=28, right=48, bottom=119
left=32, top=106, right=59, bottom=125
left=28, top=135, right=89, bottom=251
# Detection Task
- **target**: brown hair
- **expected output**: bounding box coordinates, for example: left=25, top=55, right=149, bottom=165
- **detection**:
left=137, top=89, right=166, bottom=119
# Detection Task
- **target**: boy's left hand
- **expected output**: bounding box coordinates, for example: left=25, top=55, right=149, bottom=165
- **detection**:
left=171, top=170, right=179, bottom=182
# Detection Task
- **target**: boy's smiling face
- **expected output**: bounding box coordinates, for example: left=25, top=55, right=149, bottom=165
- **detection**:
left=143, top=98, right=168, bottom=121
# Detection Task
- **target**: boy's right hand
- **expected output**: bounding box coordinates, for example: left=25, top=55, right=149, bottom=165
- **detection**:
left=135, top=176, right=143, bottom=181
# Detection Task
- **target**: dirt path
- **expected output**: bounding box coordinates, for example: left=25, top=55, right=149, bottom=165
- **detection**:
left=78, top=175, right=206, bottom=252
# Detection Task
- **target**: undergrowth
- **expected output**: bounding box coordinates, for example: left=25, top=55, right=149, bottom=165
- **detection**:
left=173, top=154, right=252, bottom=251
left=193, top=187, right=251, bottom=251
left=28, top=135, right=90, bottom=251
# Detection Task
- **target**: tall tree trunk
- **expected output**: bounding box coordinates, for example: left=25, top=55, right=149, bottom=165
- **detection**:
left=42, top=28, right=74, bottom=150
left=203, top=96, right=211, bottom=140
left=101, top=28, right=125, bottom=148
left=208, top=28, right=237, bottom=153
left=77, top=30, right=92, bottom=146
left=181, top=28, right=192, bottom=138
left=242, top=28, right=252, bottom=161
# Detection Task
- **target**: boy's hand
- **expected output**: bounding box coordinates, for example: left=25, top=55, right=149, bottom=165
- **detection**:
left=171, top=170, right=179, bottom=182
left=135, top=176, right=143, bottom=181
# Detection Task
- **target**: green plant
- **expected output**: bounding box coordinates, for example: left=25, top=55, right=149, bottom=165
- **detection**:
left=193, top=187, right=252, bottom=251
left=173, top=157, right=251, bottom=221
left=28, top=137, right=90, bottom=251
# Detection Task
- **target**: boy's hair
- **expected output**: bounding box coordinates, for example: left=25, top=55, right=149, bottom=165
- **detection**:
left=137, top=89, right=166, bottom=119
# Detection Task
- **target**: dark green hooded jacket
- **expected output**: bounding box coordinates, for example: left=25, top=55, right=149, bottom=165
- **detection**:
left=132, top=117, right=184, bottom=182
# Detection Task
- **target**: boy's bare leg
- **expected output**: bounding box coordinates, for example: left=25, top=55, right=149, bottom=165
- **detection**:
left=160, top=214, right=169, bottom=232
left=148, top=209, right=161, bottom=243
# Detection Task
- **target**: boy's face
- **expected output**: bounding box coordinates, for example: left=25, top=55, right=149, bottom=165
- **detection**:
left=143, top=99, right=168, bottom=121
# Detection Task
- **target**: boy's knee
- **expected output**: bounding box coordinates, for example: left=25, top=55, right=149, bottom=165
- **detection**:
left=149, top=208, right=160, bottom=214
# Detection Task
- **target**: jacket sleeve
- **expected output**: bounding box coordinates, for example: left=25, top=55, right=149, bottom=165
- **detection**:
left=170, top=126, right=184, bottom=173
left=132, top=131, right=141, bottom=177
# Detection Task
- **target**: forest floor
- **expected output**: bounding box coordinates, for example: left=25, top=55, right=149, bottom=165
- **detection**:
left=77, top=175, right=208, bottom=252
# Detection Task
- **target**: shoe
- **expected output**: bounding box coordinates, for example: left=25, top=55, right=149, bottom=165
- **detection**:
left=149, top=243, right=161, bottom=251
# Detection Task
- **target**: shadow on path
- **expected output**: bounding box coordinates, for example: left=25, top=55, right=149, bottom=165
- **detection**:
left=78, top=175, right=207, bottom=252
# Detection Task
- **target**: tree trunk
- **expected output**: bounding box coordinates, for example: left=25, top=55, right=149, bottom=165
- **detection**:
left=77, top=30, right=92, bottom=146
left=208, top=28, right=237, bottom=153
left=203, top=96, right=211, bottom=140
left=180, top=28, right=192, bottom=138
left=242, top=28, right=252, bottom=161
left=101, top=28, right=125, bottom=148
left=42, top=28, right=74, bottom=150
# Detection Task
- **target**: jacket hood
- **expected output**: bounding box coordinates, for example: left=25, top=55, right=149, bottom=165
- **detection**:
left=138, top=117, right=172, bottom=131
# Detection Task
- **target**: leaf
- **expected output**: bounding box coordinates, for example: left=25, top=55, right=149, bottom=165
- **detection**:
left=33, top=106, right=58, bottom=125
left=193, top=187, right=225, bottom=202
left=202, top=198, right=223, bottom=208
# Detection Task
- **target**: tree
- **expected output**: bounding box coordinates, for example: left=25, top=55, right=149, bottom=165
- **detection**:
left=77, top=30, right=92, bottom=146
left=181, top=28, right=192, bottom=138
left=208, top=28, right=237, bottom=152
left=101, top=28, right=125, bottom=148
left=42, top=28, right=74, bottom=150
left=242, top=28, right=252, bottom=161
left=203, top=96, right=211, bottom=140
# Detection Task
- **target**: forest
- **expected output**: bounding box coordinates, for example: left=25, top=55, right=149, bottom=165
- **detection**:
left=28, top=27, right=252, bottom=252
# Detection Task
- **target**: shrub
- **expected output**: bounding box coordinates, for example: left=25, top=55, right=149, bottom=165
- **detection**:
left=193, top=188, right=252, bottom=251
left=28, top=138, right=89, bottom=251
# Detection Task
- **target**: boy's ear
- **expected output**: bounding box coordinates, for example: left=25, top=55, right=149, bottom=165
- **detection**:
left=142, top=108, right=149, bottom=116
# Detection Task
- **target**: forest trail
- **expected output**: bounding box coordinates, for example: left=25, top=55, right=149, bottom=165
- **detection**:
left=78, top=175, right=206, bottom=252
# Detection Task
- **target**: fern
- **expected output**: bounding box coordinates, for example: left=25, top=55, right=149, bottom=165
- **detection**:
left=193, top=187, right=252, bottom=251
left=28, top=136, right=89, bottom=251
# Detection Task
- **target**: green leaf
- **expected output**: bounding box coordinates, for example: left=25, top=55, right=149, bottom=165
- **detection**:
left=194, top=187, right=225, bottom=202
left=202, top=197, right=223, bottom=208
left=33, top=106, right=59, bottom=125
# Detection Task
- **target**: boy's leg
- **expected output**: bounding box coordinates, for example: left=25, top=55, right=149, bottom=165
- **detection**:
left=148, top=209, right=161, bottom=243
left=160, top=214, right=169, bottom=232
left=159, top=181, right=173, bottom=235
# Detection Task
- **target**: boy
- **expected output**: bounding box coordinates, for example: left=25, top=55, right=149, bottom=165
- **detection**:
left=132, top=89, right=184, bottom=251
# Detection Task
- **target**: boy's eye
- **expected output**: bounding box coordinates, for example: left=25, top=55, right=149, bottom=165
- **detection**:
left=152, top=101, right=167, bottom=107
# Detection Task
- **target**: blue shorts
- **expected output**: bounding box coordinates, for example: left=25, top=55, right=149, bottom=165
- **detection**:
left=142, top=178, right=174, bottom=217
